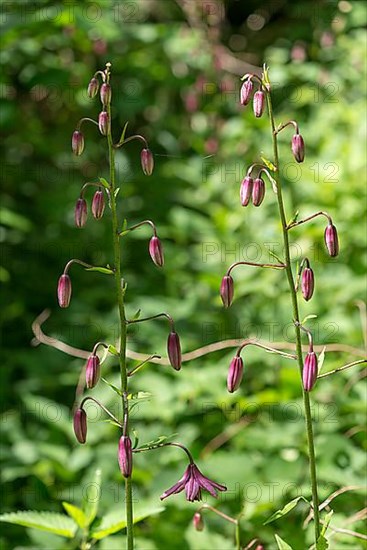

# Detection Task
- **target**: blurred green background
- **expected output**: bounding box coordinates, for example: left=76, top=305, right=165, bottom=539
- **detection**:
left=1, top=0, right=366, bottom=548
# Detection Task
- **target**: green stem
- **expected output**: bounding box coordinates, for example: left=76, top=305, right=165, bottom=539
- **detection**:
left=266, top=90, right=320, bottom=541
left=106, top=95, right=134, bottom=548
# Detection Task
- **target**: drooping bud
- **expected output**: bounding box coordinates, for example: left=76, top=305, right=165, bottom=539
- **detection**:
left=91, top=189, right=105, bottom=220
left=57, top=273, right=72, bottom=308
left=167, top=331, right=182, bottom=370
left=291, top=133, right=305, bottom=163
left=253, top=90, right=265, bottom=117
left=149, top=236, right=164, bottom=267
left=240, top=79, right=253, bottom=106
left=85, top=354, right=100, bottom=389
left=87, top=77, right=99, bottom=99
left=324, top=223, right=339, bottom=257
left=302, top=351, right=318, bottom=392
left=220, top=275, right=234, bottom=308
left=141, top=148, right=154, bottom=176
left=252, top=177, right=265, bottom=206
left=100, top=82, right=111, bottom=106
left=75, top=198, right=87, bottom=228
left=301, top=263, right=314, bottom=302
left=240, top=176, right=253, bottom=207
left=73, top=408, right=87, bottom=444
left=118, top=435, right=133, bottom=478
left=98, top=111, right=110, bottom=136
left=72, top=130, right=84, bottom=156
left=193, top=512, right=204, bottom=531
left=227, top=355, right=244, bottom=393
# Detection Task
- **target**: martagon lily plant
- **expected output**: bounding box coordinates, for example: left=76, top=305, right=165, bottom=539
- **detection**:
left=64, top=62, right=227, bottom=549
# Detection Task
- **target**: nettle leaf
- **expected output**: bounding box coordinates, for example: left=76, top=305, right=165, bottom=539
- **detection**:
left=274, top=534, right=294, bottom=550
left=62, top=502, right=86, bottom=529
left=260, top=155, right=276, bottom=172
left=90, top=504, right=164, bottom=540
left=85, top=266, right=114, bottom=275
left=83, top=469, right=102, bottom=526
left=99, top=177, right=110, bottom=189
left=0, top=511, right=77, bottom=538
left=264, top=496, right=308, bottom=525
left=136, top=433, right=178, bottom=452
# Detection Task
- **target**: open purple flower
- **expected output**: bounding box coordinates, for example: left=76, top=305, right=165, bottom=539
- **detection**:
left=160, top=462, right=226, bottom=502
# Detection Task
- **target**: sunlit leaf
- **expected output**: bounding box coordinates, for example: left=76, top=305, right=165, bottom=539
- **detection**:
left=0, top=511, right=77, bottom=538
left=62, top=502, right=86, bottom=529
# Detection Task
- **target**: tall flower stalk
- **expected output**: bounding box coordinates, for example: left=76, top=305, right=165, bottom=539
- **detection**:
left=61, top=62, right=226, bottom=550
left=222, top=65, right=343, bottom=545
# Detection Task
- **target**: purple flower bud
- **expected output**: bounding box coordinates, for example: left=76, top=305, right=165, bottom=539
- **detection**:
left=240, top=176, right=253, bottom=207
left=324, top=223, right=339, bottom=257
left=98, top=111, right=110, bottom=136
left=91, top=189, right=105, bottom=220
left=87, top=77, right=99, bottom=99
left=227, top=355, right=244, bottom=393
left=100, top=82, right=111, bottom=106
left=75, top=198, right=87, bottom=228
left=149, top=236, right=164, bottom=267
left=73, top=408, right=87, bottom=444
left=252, top=177, right=265, bottom=206
left=167, top=331, right=182, bottom=370
left=240, top=79, right=253, bottom=106
left=291, top=133, right=305, bottom=163
left=72, top=130, right=84, bottom=156
left=220, top=275, right=234, bottom=308
left=193, top=512, right=204, bottom=531
left=141, top=148, right=154, bottom=176
left=57, top=274, right=72, bottom=308
left=301, top=266, right=314, bottom=301
left=118, top=435, right=133, bottom=478
left=85, top=354, right=100, bottom=389
left=302, top=351, right=318, bottom=392
left=253, top=90, right=265, bottom=117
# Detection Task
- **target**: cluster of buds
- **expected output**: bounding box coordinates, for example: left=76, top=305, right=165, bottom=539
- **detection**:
left=240, top=165, right=273, bottom=208
left=240, top=76, right=265, bottom=117
left=75, top=185, right=106, bottom=228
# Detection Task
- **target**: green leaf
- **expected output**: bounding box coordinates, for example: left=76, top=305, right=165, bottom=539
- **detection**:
left=132, top=309, right=141, bottom=321
left=114, top=188, right=120, bottom=199
left=102, top=378, right=123, bottom=397
left=268, top=249, right=285, bottom=265
left=62, top=502, right=86, bottom=529
left=118, top=121, right=129, bottom=144
left=85, top=266, right=114, bottom=275
left=107, top=345, right=119, bottom=356
left=288, top=210, right=299, bottom=226
left=90, top=504, right=164, bottom=540
left=83, top=469, right=102, bottom=526
left=128, top=391, right=152, bottom=401
left=274, top=534, right=294, bottom=550
left=316, top=534, right=329, bottom=550
left=0, top=511, right=77, bottom=538
left=264, top=496, right=308, bottom=525
left=318, top=346, right=327, bottom=374
left=136, top=433, right=178, bottom=452
left=260, top=156, right=276, bottom=172
left=301, top=314, right=318, bottom=325
left=99, top=177, right=110, bottom=189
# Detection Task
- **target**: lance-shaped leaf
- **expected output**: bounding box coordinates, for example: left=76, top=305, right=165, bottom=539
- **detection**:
left=135, top=433, right=178, bottom=452
left=264, top=496, right=308, bottom=525
left=102, top=377, right=123, bottom=397
left=0, top=511, right=77, bottom=538
left=62, top=502, right=87, bottom=529
left=275, top=534, right=294, bottom=550
left=260, top=155, right=276, bottom=172
left=85, top=266, right=114, bottom=275
left=99, top=177, right=110, bottom=189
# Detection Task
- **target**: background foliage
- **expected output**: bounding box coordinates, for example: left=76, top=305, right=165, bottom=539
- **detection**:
left=1, top=0, right=366, bottom=548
